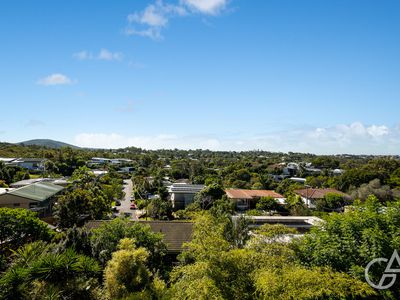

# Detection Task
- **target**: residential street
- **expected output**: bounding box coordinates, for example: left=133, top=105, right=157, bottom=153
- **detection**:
left=118, top=179, right=139, bottom=220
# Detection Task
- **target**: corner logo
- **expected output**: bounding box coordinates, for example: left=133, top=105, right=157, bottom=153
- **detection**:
left=365, top=250, right=400, bottom=289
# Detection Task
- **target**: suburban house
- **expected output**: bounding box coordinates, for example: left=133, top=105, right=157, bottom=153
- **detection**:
left=233, top=215, right=323, bottom=232
left=168, top=183, right=205, bottom=210
left=10, top=177, right=69, bottom=188
left=225, top=189, right=285, bottom=210
left=0, top=182, right=64, bottom=217
left=140, top=221, right=193, bottom=254
left=0, top=158, right=18, bottom=164
left=294, top=188, right=349, bottom=208
left=3, top=158, right=47, bottom=172
left=87, top=157, right=133, bottom=166
left=85, top=220, right=194, bottom=255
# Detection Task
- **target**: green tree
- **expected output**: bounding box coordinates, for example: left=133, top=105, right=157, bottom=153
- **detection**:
left=147, top=197, right=173, bottom=220
left=0, top=208, right=53, bottom=253
left=294, top=195, right=400, bottom=298
left=104, top=238, right=151, bottom=299
left=256, top=196, right=280, bottom=211
left=0, top=242, right=101, bottom=300
left=169, top=261, right=224, bottom=300
left=315, top=192, right=347, bottom=212
left=55, top=187, right=110, bottom=228
left=90, top=218, right=167, bottom=272
left=194, top=183, right=226, bottom=209
left=254, top=266, right=375, bottom=300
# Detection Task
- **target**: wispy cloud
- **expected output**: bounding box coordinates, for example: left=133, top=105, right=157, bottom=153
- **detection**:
left=74, top=122, right=400, bottom=154
left=116, top=101, right=135, bottom=113
left=25, top=119, right=45, bottom=128
left=75, top=132, right=220, bottom=150
left=126, top=0, right=229, bottom=40
left=37, top=73, right=74, bottom=86
left=73, top=49, right=123, bottom=61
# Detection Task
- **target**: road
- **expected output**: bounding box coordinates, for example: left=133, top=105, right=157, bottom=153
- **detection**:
left=118, top=179, right=139, bottom=220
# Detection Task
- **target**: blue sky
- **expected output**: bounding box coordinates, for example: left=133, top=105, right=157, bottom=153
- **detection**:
left=1, top=0, right=400, bottom=154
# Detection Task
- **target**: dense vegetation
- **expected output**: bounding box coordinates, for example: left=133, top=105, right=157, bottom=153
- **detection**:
left=1, top=143, right=400, bottom=298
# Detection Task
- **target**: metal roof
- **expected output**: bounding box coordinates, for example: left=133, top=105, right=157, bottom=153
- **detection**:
left=168, top=184, right=204, bottom=194
left=225, top=189, right=284, bottom=199
left=294, top=188, right=349, bottom=199
left=7, top=182, right=64, bottom=202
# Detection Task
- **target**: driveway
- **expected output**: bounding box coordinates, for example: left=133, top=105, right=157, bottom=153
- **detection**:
left=118, top=179, right=139, bottom=220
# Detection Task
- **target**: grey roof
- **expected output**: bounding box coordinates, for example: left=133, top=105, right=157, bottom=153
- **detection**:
left=85, top=220, right=193, bottom=253
left=15, top=158, right=47, bottom=163
left=7, top=182, right=64, bottom=202
left=10, top=177, right=69, bottom=188
left=140, top=221, right=193, bottom=252
left=169, top=184, right=204, bottom=194
left=10, top=178, right=44, bottom=187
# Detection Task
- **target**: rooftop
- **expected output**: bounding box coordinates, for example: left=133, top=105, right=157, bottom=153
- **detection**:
left=225, top=189, right=284, bottom=199
left=169, top=183, right=204, bottom=193
left=10, top=177, right=69, bottom=188
left=140, top=221, right=193, bottom=253
left=294, top=188, right=349, bottom=199
left=0, top=188, right=14, bottom=195
left=6, top=182, right=64, bottom=202
left=85, top=220, right=193, bottom=253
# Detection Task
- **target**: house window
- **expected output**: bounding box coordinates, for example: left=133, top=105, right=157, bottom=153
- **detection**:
left=13, top=203, right=20, bottom=207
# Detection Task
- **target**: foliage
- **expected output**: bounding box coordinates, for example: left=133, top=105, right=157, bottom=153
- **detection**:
left=256, top=196, right=280, bottom=211
left=254, top=266, right=376, bottom=300
left=350, top=178, right=393, bottom=202
left=0, top=208, right=54, bottom=253
left=103, top=238, right=151, bottom=299
left=174, top=212, right=374, bottom=300
left=194, top=183, right=226, bottom=209
left=90, top=218, right=167, bottom=272
left=315, top=192, right=348, bottom=212
left=55, top=187, right=110, bottom=228
left=169, top=261, right=224, bottom=300
left=0, top=242, right=102, bottom=300
left=294, top=195, right=400, bottom=298
left=147, top=197, right=173, bottom=220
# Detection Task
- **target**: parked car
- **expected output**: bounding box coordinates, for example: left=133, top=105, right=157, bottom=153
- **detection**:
left=130, top=203, right=137, bottom=210
left=115, top=200, right=121, bottom=206
left=123, top=212, right=132, bottom=217
left=111, top=206, right=119, bottom=212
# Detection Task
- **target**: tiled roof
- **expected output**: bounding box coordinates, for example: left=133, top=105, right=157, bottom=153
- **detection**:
left=140, top=221, right=193, bottom=252
left=7, top=182, right=64, bottom=202
left=294, top=188, right=348, bottom=199
left=225, top=189, right=284, bottom=199
left=85, top=220, right=193, bottom=253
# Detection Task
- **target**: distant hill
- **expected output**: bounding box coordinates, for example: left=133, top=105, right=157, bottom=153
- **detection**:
left=18, top=139, right=80, bottom=149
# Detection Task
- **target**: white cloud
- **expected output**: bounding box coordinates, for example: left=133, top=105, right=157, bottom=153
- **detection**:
left=73, top=51, right=92, bottom=60
left=98, top=49, right=123, bottom=61
left=37, top=73, right=74, bottom=86
left=366, top=125, right=389, bottom=138
left=74, top=122, right=400, bottom=154
left=126, top=0, right=227, bottom=39
left=181, top=0, right=227, bottom=14
left=125, top=27, right=162, bottom=40
left=128, top=3, right=169, bottom=27
left=73, top=49, right=123, bottom=61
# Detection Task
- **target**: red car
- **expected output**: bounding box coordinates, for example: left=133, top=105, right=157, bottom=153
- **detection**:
left=130, top=203, right=137, bottom=210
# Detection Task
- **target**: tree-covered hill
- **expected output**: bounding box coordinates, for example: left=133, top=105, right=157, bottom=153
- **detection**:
left=18, top=139, right=80, bottom=149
